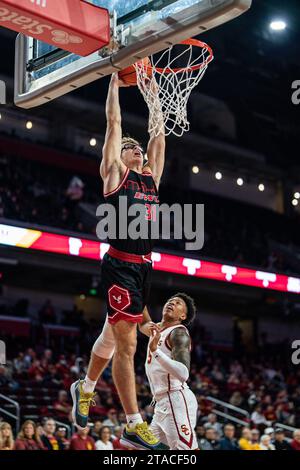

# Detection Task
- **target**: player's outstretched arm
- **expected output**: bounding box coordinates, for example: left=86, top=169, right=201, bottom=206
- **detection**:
left=145, top=81, right=166, bottom=189
left=100, top=73, right=126, bottom=183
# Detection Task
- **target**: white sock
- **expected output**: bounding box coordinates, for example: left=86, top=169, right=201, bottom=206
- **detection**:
left=82, top=376, right=97, bottom=394
left=126, top=413, right=143, bottom=429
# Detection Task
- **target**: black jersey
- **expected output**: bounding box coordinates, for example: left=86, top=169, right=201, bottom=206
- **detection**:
left=104, top=168, right=159, bottom=255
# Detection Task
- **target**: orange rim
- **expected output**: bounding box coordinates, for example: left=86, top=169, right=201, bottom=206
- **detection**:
left=136, top=38, right=214, bottom=75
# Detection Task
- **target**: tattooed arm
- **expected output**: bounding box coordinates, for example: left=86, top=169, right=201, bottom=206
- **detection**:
left=169, top=327, right=191, bottom=371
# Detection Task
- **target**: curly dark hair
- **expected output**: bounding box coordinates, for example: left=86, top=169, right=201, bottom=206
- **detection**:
left=170, top=292, right=197, bottom=327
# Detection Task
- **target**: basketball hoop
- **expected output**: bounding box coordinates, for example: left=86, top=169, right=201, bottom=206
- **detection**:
left=134, top=38, right=214, bottom=137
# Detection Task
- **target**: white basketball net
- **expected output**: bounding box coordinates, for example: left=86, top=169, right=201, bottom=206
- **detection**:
left=134, top=41, right=213, bottom=137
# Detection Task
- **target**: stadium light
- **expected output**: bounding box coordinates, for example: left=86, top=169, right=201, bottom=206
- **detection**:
left=26, top=121, right=33, bottom=129
left=90, top=138, right=97, bottom=147
left=270, top=20, right=287, bottom=31
left=258, top=183, right=265, bottom=192
left=294, top=192, right=300, bottom=199
left=215, top=171, right=222, bottom=180
left=192, top=166, right=199, bottom=174
left=237, top=177, right=244, bottom=186
left=292, top=199, right=299, bottom=207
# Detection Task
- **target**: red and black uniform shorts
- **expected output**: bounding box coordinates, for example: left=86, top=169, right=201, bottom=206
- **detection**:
left=101, top=246, right=152, bottom=325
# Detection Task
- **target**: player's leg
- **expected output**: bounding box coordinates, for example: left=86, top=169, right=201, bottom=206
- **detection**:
left=149, top=403, right=169, bottom=446
left=85, top=317, right=115, bottom=388
left=112, top=320, right=167, bottom=450
left=111, top=320, right=139, bottom=416
left=161, top=390, right=198, bottom=450
left=70, top=317, right=115, bottom=429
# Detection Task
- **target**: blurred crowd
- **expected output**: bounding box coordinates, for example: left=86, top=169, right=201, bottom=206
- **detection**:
left=1, top=154, right=299, bottom=274
left=0, top=335, right=299, bottom=450
left=1, top=417, right=300, bottom=451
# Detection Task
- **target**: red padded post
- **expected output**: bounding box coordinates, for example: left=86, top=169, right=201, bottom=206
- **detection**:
left=0, top=0, right=110, bottom=56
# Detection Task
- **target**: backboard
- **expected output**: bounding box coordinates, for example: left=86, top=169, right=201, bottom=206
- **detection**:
left=15, top=0, right=252, bottom=108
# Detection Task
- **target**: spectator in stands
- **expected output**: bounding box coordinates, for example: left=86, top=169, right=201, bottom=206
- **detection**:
left=204, top=413, right=223, bottom=436
left=66, top=176, right=84, bottom=202
left=218, top=424, right=239, bottom=451
left=41, top=418, right=64, bottom=450
left=39, top=300, right=56, bottom=324
left=15, top=420, right=45, bottom=451
left=264, top=427, right=275, bottom=441
left=264, top=405, right=277, bottom=423
left=90, top=420, right=103, bottom=442
left=112, top=426, right=127, bottom=450
left=273, top=429, right=292, bottom=451
left=198, top=427, right=219, bottom=451
left=36, top=422, right=44, bottom=439
left=290, top=429, right=300, bottom=451
left=69, top=426, right=95, bottom=451
left=251, top=405, right=269, bottom=429
left=28, top=359, right=45, bottom=382
left=53, top=390, right=72, bottom=420
left=196, top=425, right=206, bottom=445
left=0, top=422, right=14, bottom=450
left=117, top=411, right=126, bottom=426
left=55, top=427, right=70, bottom=450
left=260, top=434, right=275, bottom=450
left=251, top=429, right=261, bottom=447
left=13, top=353, right=28, bottom=374
left=102, top=408, right=119, bottom=429
left=229, top=391, right=244, bottom=408
left=42, top=364, right=63, bottom=388
left=95, top=426, right=114, bottom=450
left=239, top=427, right=261, bottom=450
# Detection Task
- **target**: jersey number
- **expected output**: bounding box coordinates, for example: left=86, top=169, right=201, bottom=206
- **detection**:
left=145, top=204, right=157, bottom=221
left=147, top=350, right=152, bottom=364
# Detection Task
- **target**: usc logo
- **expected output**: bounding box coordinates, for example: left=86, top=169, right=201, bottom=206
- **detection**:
left=181, top=424, right=190, bottom=436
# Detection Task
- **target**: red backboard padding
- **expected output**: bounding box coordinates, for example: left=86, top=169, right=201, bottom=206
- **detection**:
left=0, top=0, right=110, bottom=56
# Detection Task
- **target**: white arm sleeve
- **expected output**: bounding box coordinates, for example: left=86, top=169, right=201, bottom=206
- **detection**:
left=153, top=349, right=189, bottom=382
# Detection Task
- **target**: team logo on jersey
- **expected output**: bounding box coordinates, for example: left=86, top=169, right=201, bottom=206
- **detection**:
left=112, top=295, right=122, bottom=304
left=108, top=285, right=131, bottom=311
left=181, top=424, right=190, bottom=436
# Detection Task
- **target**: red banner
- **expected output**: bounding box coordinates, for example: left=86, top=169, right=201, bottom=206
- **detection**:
left=1, top=223, right=300, bottom=295
left=0, top=0, right=110, bottom=56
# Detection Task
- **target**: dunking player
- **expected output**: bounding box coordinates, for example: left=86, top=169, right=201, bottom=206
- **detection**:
left=140, top=293, right=199, bottom=450
left=71, top=73, right=166, bottom=450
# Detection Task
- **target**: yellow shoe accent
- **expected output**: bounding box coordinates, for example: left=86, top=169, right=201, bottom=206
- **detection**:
left=78, top=381, right=96, bottom=417
left=129, top=422, right=159, bottom=446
